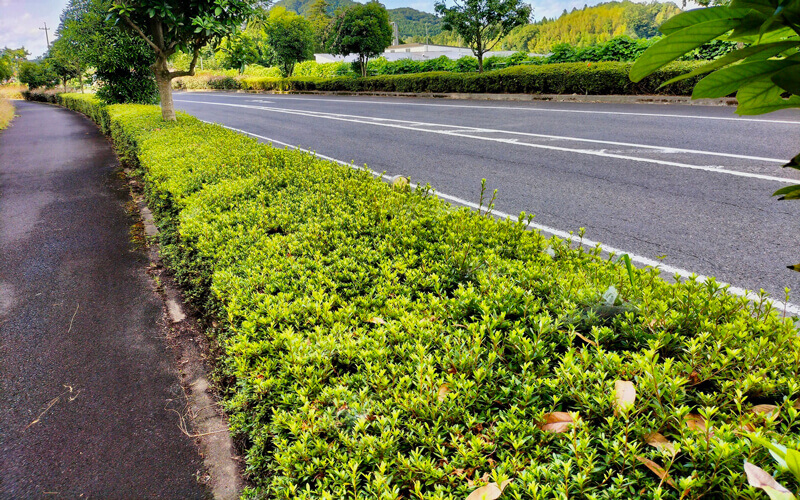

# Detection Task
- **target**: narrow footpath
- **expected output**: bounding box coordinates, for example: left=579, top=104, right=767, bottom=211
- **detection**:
left=0, top=101, right=208, bottom=498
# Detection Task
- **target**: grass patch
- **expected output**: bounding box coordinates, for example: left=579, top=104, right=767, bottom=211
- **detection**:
left=0, top=84, right=25, bottom=100
left=44, top=92, right=800, bottom=499
left=0, top=99, right=14, bottom=130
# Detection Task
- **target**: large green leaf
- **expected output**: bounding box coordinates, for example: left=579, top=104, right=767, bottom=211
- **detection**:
left=659, top=7, right=752, bottom=35
left=736, top=77, right=800, bottom=114
left=693, top=59, right=796, bottom=97
left=774, top=184, right=800, bottom=199
left=661, top=41, right=798, bottom=86
left=631, top=19, right=745, bottom=82
left=771, top=63, right=800, bottom=93
left=730, top=0, right=780, bottom=15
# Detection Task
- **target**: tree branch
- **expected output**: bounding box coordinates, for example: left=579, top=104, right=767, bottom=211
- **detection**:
left=120, top=14, right=160, bottom=54
left=169, top=46, right=201, bottom=78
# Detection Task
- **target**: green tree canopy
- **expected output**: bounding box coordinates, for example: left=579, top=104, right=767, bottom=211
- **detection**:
left=434, top=0, right=532, bottom=72
left=18, top=60, right=58, bottom=89
left=109, top=0, right=262, bottom=120
left=264, top=7, right=315, bottom=76
left=55, top=0, right=157, bottom=104
left=327, top=1, right=393, bottom=77
left=216, top=32, right=260, bottom=73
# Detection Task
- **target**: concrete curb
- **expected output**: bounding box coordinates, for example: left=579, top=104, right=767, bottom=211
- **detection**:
left=127, top=174, right=243, bottom=500
left=183, top=88, right=738, bottom=107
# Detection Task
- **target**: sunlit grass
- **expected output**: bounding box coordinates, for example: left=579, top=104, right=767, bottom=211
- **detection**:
left=0, top=99, right=14, bottom=130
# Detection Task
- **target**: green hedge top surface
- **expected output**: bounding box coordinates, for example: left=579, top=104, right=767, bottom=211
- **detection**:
left=179, top=61, right=705, bottom=96
left=49, top=92, right=800, bottom=499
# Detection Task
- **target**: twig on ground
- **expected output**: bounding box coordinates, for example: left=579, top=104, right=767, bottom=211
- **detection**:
left=67, top=303, right=79, bottom=334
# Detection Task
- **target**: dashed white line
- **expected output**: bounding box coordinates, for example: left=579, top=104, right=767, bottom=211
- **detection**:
left=200, top=118, right=800, bottom=316
left=203, top=92, right=800, bottom=125
left=177, top=99, right=794, bottom=184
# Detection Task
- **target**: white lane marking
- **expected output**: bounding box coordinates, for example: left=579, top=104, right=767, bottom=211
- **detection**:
left=177, top=99, right=795, bottom=184
left=179, top=98, right=786, bottom=162
left=199, top=118, right=800, bottom=316
left=201, top=92, right=800, bottom=125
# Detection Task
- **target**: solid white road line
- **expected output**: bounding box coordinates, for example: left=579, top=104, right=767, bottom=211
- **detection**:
left=177, top=99, right=795, bottom=184
left=200, top=118, right=800, bottom=316
left=203, top=92, right=800, bottom=126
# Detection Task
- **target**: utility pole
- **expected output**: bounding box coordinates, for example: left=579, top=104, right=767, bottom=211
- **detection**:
left=40, top=22, right=51, bottom=50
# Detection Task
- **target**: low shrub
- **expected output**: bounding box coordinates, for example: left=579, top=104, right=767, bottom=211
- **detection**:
left=21, top=87, right=61, bottom=102
left=46, top=92, right=800, bottom=499
left=238, top=62, right=703, bottom=96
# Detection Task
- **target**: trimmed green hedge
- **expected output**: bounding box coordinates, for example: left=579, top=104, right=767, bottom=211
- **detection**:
left=41, top=92, right=800, bottom=499
left=226, top=62, right=703, bottom=96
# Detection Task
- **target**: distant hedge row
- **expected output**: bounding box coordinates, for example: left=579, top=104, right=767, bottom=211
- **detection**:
left=174, top=61, right=704, bottom=96
left=33, top=90, right=800, bottom=499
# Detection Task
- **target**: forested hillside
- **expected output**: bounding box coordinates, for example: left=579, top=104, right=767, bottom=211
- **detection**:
left=274, top=0, right=443, bottom=42
left=274, top=0, right=680, bottom=52
left=501, top=1, right=681, bottom=52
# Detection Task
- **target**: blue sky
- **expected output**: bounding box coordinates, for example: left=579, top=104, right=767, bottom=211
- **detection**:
left=2, top=0, right=684, bottom=59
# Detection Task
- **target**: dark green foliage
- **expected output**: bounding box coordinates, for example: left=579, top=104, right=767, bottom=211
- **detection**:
left=388, top=7, right=443, bottom=42
left=17, top=61, right=58, bottom=89
left=55, top=0, right=158, bottom=104
left=49, top=92, right=800, bottom=499
left=327, top=2, right=393, bottom=77
left=264, top=8, right=315, bottom=77
left=216, top=32, right=260, bottom=74
left=241, top=61, right=705, bottom=95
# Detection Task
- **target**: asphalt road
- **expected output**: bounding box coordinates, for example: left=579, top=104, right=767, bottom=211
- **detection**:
left=174, top=92, right=800, bottom=307
left=0, top=101, right=207, bottom=498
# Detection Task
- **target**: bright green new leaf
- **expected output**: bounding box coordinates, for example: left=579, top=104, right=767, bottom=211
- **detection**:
left=773, top=184, right=800, bottom=200
left=661, top=41, right=798, bottom=86
left=736, top=77, right=800, bottom=114
left=630, top=19, right=745, bottom=81
left=692, top=59, right=796, bottom=98
left=785, top=448, right=800, bottom=482
left=659, top=7, right=752, bottom=35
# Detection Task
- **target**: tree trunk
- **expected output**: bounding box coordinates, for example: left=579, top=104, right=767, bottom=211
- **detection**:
left=360, top=55, right=368, bottom=78
left=153, top=57, right=175, bottom=121
left=79, top=72, right=83, bottom=93
left=478, top=53, right=483, bottom=73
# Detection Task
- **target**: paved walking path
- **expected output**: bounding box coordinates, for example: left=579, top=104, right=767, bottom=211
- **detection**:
left=0, top=101, right=208, bottom=498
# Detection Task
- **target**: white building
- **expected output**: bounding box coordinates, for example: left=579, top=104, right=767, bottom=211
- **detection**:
left=315, top=43, right=543, bottom=63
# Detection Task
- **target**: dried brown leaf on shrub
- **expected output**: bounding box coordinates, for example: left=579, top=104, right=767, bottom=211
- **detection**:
left=644, top=432, right=676, bottom=454
left=368, top=317, right=387, bottom=325
left=743, top=461, right=795, bottom=500
left=438, top=384, right=451, bottom=402
left=614, top=380, right=636, bottom=414
left=540, top=412, right=575, bottom=433
left=635, top=456, right=678, bottom=490
left=752, top=404, right=780, bottom=418
left=574, top=331, right=597, bottom=347
left=684, top=413, right=707, bottom=432
left=465, top=479, right=513, bottom=500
